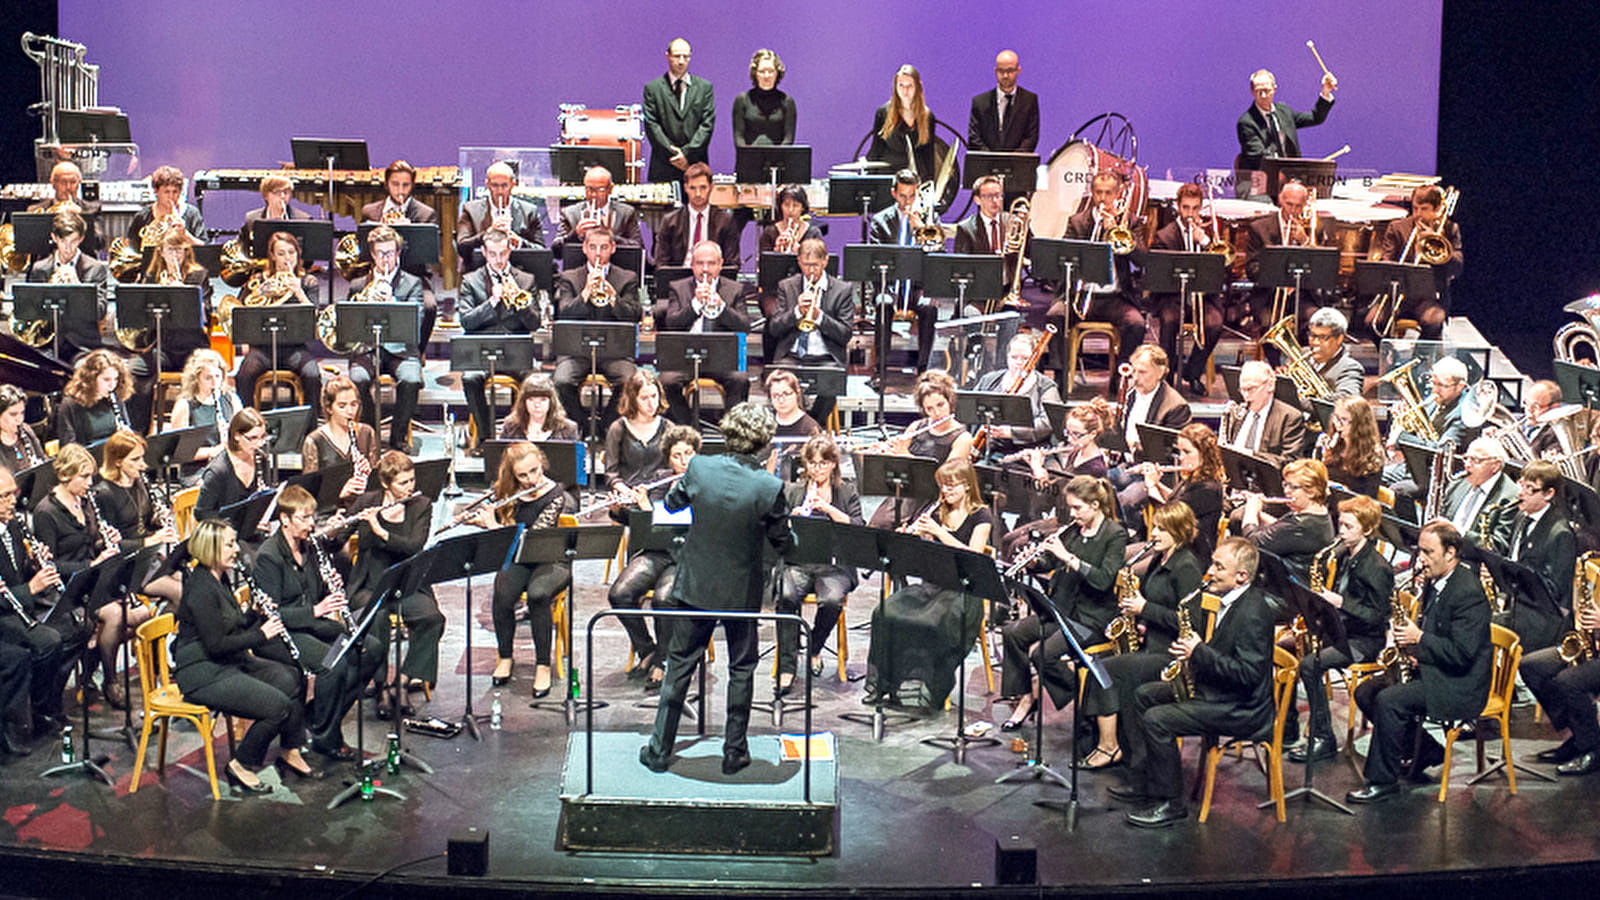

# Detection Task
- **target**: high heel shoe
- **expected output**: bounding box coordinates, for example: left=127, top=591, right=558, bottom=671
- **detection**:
left=531, top=665, right=552, bottom=699
left=491, top=659, right=514, bottom=688
left=1001, top=700, right=1037, bottom=732
left=225, top=762, right=272, bottom=795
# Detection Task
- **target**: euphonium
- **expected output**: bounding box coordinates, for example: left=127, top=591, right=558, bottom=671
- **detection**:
left=1377, top=358, right=1441, bottom=444
left=773, top=213, right=810, bottom=255
left=1262, top=315, right=1332, bottom=401
left=1160, top=580, right=1212, bottom=701
left=1413, top=187, right=1459, bottom=266
left=1558, top=552, right=1600, bottom=665
left=1106, top=543, right=1159, bottom=654
left=998, top=197, right=1031, bottom=309
left=335, top=234, right=373, bottom=281
left=220, top=238, right=268, bottom=282
left=585, top=270, right=615, bottom=307
left=106, top=237, right=144, bottom=281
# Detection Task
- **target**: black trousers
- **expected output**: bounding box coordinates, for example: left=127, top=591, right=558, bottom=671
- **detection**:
left=1521, top=646, right=1600, bottom=752
left=176, top=655, right=305, bottom=769
left=554, top=356, right=636, bottom=437
left=365, top=590, right=445, bottom=685
left=776, top=564, right=851, bottom=677
left=492, top=562, right=569, bottom=663
left=1128, top=680, right=1269, bottom=801
left=1001, top=614, right=1078, bottom=709
left=0, top=641, right=31, bottom=726
left=661, top=370, right=750, bottom=425
left=607, top=551, right=675, bottom=661
left=349, top=349, right=422, bottom=449
left=461, top=366, right=534, bottom=446
left=0, top=613, right=84, bottom=719
left=1149, top=292, right=1225, bottom=383
left=871, top=294, right=938, bottom=373
left=290, top=628, right=382, bottom=754
left=1297, top=636, right=1382, bottom=741
left=1353, top=676, right=1437, bottom=786
left=236, top=344, right=324, bottom=418
left=647, top=610, right=759, bottom=759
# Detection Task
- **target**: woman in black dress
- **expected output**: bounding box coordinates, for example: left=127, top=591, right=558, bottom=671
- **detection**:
left=777, top=434, right=864, bottom=694
left=1077, top=502, right=1205, bottom=768
left=34, top=443, right=123, bottom=704
left=172, top=519, right=318, bottom=793
left=604, top=369, right=671, bottom=491
left=865, top=458, right=994, bottom=710
left=348, top=451, right=443, bottom=697
left=302, top=376, right=380, bottom=504
left=92, top=429, right=181, bottom=604
left=195, top=409, right=268, bottom=524
left=0, top=385, right=46, bottom=472
left=167, top=349, right=243, bottom=464
left=1000, top=403, right=1114, bottom=561
left=867, top=370, right=974, bottom=528
left=758, top=185, right=822, bottom=254
left=476, top=442, right=573, bottom=697
left=867, top=64, right=940, bottom=180
left=55, top=349, right=135, bottom=447
left=731, top=48, right=796, bottom=148
left=499, top=373, right=580, bottom=442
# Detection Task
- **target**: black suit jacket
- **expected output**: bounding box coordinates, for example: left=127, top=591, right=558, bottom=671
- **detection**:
left=767, top=273, right=854, bottom=365
left=455, top=197, right=547, bottom=269
left=664, top=453, right=791, bottom=611
left=659, top=276, right=749, bottom=333
left=1242, top=510, right=1335, bottom=584
left=1235, top=96, right=1335, bottom=172
left=868, top=204, right=916, bottom=247
left=26, top=198, right=103, bottom=256
left=171, top=566, right=268, bottom=671
left=347, top=492, right=433, bottom=601
left=456, top=266, right=540, bottom=335
left=1335, top=540, right=1395, bottom=644
left=1046, top=521, right=1129, bottom=635
left=643, top=73, right=716, bottom=183
left=952, top=211, right=1015, bottom=255
left=1117, top=382, right=1193, bottom=457
left=239, top=205, right=314, bottom=249
left=358, top=197, right=438, bottom=224
left=1244, top=214, right=1337, bottom=280
left=1222, top=398, right=1308, bottom=464
left=1509, top=508, right=1578, bottom=614
left=1135, top=546, right=1206, bottom=653
left=967, top=86, right=1039, bottom=153
left=554, top=266, right=642, bottom=323
left=1441, top=472, right=1518, bottom=552
left=866, top=106, right=938, bottom=180
left=1413, top=563, right=1491, bottom=721
left=1189, top=586, right=1276, bottom=726
left=652, top=205, right=739, bottom=269
left=554, top=200, right=643, bottom=253
left=1314, top=346, right=1366, bottom=398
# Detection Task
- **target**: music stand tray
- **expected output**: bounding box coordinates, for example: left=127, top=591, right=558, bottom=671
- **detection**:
left=480, top=439, right=586, bottom=489
left=112, top=283, right=206, bottom=339
left=735, top=145, right=813, bottom=185
left=356, top=223, right=442, bottom=270
left=1556, top=360, right=1600, bottom=408
left=1261, top=158, right=1338, bottom=200
left=956, top=390, right=1033, bottom=431
left=550, top=321, right=637, bottom=362
left=145, top=424, right=213, bottom=471
left=856, top=453, right=939, bottom=514
left=1028, top=237, right=1113, bottom=285
left=1143, top=251, right=1227, bottom=294
left=9, top=213, right=58, bottom=258
left=1220, top=446, right=1284, bottom=496
left=1256, top=246, right=1340, bottom=292
left=1134, top=423, right=1184, bottom=466
left=767, top=363, right=846, bottom=400
left=757, top=252, right=800, bottom=293
left=11, top=283, right=98, bottom=329
left=450, top=335, right=536, bottom=373
left=924, top=253, right=1004, bottom=303
left=655, top=331, right=746, bottom=374
left=551, top=146, right=626, bottom=185
left=626, top=507, right=690, bottom=555
left=826, top=176, right=894, bottom=216
left=841, top=244, right=923, bottom=284
left=1353, top=260, right=1436, bottom=298
left=513, top=247, right=558, bottom=294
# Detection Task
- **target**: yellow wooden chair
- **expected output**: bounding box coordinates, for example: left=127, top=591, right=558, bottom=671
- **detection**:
left=252, top=370, right=305, bottom=409
left=1197, top=644, right=1297, bottom=823
left=1064, top=322, right=1121, bottom=390
left=1435, top=623, right=1530, bottom=802
left=172, top=485, right=201, bottom=540
left=129, top=614, right=226, bottom=800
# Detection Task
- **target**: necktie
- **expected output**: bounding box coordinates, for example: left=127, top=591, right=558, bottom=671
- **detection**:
left=1511, top=517, right=1527, bottom=561
left=1452, top=486, right=1481, bottom=533
left=673, top=78, right=684, bottom=110
left=990, top=219, right=1000, bottom=254
left=691, top=211, right=702, bottom=248
left=1243, top=412, right=1263, bottom=452
left=1266, top=109, right=1281, bottom=151
left=998, top=93, right=1009, bottom=133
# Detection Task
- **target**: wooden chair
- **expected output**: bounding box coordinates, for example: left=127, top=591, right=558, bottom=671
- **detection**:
left=172, top=486, right=201, bottom=540
left=129, top=613, right=226, bottom=800
left=154, top=373, right=185, bottom=433
left=770, top=593, right=852, bottom=683
left=252, top=369, right=305, bottom=408
left=1197, top=644, right=1298, bottom=823
left=1064, top=322, right=1121, bottom=390
left=1433, top=623, right=1546, bottom=801
left=468, top=374, right=522, bottom=444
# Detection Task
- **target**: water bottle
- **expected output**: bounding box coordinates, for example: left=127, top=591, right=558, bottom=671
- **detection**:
left=490, top=692, right=503, bottom=731
left=385, top=732, right=401, bottom=775
left=60, top=725, right=75, bottom=764
left=360, top=761, right=375, bottom=801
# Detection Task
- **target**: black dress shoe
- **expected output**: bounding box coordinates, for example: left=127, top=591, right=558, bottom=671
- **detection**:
left=225, top=764, right=273, bottom=795
left=639, top=745, right=670, bottom=773
left=1126, top=800, right=1188, bottom=828
left=722, top=751, right=752, bottom=775
left=1182, top=375, right=1208, bottom=398
left=1557, top=751, right=1600, bottom=776
left=1106, top=783, right=1152, bottom=804
left=1535, top=740, right=1580, bottom=764
left=775, top=677, right=795, bottom=699
left=1287, top=736, right=1338, bottom=764
left=810, top=659, right=826, bottom=678
left=31, top=714, right=62, bottom=737
left=1345, top=782, right=1402, bottom=804
left=491, top=674, right=513, bottom=688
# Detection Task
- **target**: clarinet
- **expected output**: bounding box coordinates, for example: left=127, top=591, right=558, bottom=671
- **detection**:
left=0, top=580, right=37, bottom=629
left=84, top=488, right=120, bottom=555
left=16, top=518, right=52, bottom=568
left=311, top=537, right=356, bottom=635
left=241, top=566, right=306, bottom=675
left=141, top=477, right=175, bottom=551
left=111, top=395, right=132, bottom=433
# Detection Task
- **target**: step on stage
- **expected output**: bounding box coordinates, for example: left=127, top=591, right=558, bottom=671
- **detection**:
left=558, top=732, right=837, bottom=855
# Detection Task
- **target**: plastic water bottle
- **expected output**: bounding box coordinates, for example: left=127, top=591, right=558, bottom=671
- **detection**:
left=60, top=725, right=74, bottom=764
left=385, top=732, right=401, bottom=775
left=490, top=692, right=503, bottom=731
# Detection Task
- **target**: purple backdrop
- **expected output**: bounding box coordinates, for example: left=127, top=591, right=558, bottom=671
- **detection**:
left=60, top=0, right=1441, bottom=190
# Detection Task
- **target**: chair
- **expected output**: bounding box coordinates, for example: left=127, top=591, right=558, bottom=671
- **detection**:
left=172, top=486, right=201, bottom=540
left=154, top=373, right=185, bottom=433
left=1179, top=323, right=1218, bottom=393
left=770, top=592, right=853, bottom=684
left=1434, top=623, right=1540, bottom=802
left=1064, top=322, right=1121, bottom=390
left=252, top=369, right=305, bottom=408
left=1196, top=644, right=1298, bottom=823
left=468, top=374, right=522, bottom=445
left=1391, top=318, right=1421, bottom=339
left=129, top=613, right=226, bottom=800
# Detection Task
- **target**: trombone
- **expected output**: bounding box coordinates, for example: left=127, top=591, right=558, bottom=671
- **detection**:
left=995, top=196, right=1031, bottom=313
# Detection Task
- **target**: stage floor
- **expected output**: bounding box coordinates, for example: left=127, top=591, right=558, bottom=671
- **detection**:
left=3, top=557, right=1600, bottom=897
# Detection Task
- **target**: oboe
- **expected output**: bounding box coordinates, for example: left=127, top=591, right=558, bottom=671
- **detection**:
left=241, top=566, right=306, bottom=674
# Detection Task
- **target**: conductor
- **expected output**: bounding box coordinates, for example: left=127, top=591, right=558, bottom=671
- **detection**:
left=640, top=402, right=795, bottom=775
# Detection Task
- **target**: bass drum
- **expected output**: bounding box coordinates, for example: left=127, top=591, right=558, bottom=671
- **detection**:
left=1029, top=139, right=1148, bottom=239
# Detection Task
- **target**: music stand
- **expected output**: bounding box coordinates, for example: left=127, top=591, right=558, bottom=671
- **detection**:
left=756, top=251, right=837, bottom=293
left=522, top=525, right=626, bottom=725
left=42, top=552, right=139, bottom=786
left=925, top=252, right=1005, bottom=312
left=551, top=146, right=626, bottom=185
left=143, top=424, right=212, bottom=501
left=918, top=543, right=1008, bottom=763
left=114, top=284, right=205, bottom=423
left=291, top=137, right=369, bottom=170
left=1395, top=436, right=1442, bottom=495
left=260, top=404, right=312, bottom=487
left=1355, top=261, right=1437, bottom=334
left=250, top=218, right=337, bottom=297
left=1257, top=246, right=1340, bottom=332
left=324, top=562, right=410, bottom=808
left=655, top=331, right=747, bottom=430
left=1261, top=159, right=1337, bottom=200
left=1145, top=251, right=1227, bottom=383
left=1257, top=551, right=1354, bottom=815
left=842, top=243, right=923, bottom=424
left=231, top=304, right=317, bottom=414
left=856, top=453, right=939, bottom=530
left=9, top=213, right=57, bottom=258
left=826, top=523, right=920, bottom=738
left=736, top=145, right=813, bottom=217
left=305, top=461, right=353, bottom=512
left=956, top=390, right=1032, bottom=463
left=766, top=363, right=847, bottom=412
left=451, top=336, right=537, bottom=439
left=826, top=175, right=894, bottom=242
left=1030, top=237, right=1114, bottom=347
left=1556, top=360, right=1600, bottom=409
left=417, top=526, right=521, bottom=740
left=10, top=283, right=97, bottom=361
left=1220, top=446, right=1285, bottom=496
left=336, top=301, right=421, bottom=432
left=1219, top=365, right=1302, bottom=409
left=355, top=222, right=441, bottom=271
left=964, top=152, right=1040, bottom=194
left=1134, top=423, right=1184, bottom=468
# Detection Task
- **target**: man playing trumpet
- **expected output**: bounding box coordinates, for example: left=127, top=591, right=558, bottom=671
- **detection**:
left=553, top=225, right=643, bottom=429
left=554, top=165, right=642, bottom=256
left=766, top=238, right=856, bottom=426
left=345, top=225, right=432, bottom=451
left=658, top=240, right=751, bottom=424
left=458, top=228, right=542, bottom=451
left=456, top=161, right=547, bottom=273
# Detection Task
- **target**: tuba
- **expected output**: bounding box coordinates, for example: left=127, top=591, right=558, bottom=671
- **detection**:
left=1262, top=315, right=1332, bottom=402
left=1554, top=293, right=1600, bottom=366
left=1377, top=357, right=1441, bottom=444
left=997, top=197, right=1031, bottom=310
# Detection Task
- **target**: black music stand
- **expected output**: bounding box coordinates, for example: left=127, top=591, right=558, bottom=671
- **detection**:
left=1258, top=551, right=1354, bottom=815
left=956, top=390, right=1032, bottom=464
left=92, top=547, right=147, bottom=751
left=1257, top=246, right=1340, bottom=331
left=620, top=507, right=705, bottom=719
left=143, top=424, right=212, bottom=501
left=1134, top=423, right=1184, bottom=468
left=755, top=252, right=798, bottom=293
left=8, top=213, right=56, bottom=258
left=1030, top=238, right=1114, bottom=365
left=551, top=321, right=637, bottom=476
left=1220, top=446, right=1285, bottom=497
left=1145, top=251, right=1227, bottom=383
left=827, top=175, right=894, bottom=242
left=260, top=404, right=312, bottom=487
left=335, top=301, right=420, bottom=433
left=1395, top=436, right=1442, bottom=497
left=524, top=525, right=626, bottom=725
left=750, top=516, right=834, bottom=727
left=1556, top=360, right=1600, bottom=409
left=43, top=552, right=138, bottom=785
left=964, top=152, right=1040, bottom=194
left=249, top=217, right=336, bottom=297
left=419, top=526, right=521, bottom=740
left=842, top=243, right=923, bottom=424
left=971, top=462, right=1036, bottom=518
left=10, top=284, right=97, bottom=361
left=324, top=563, right=410, bottom=808
left=856, top=453, right=940, bottom=530
left=115, top=284, right=206, bottom=426
left=918, top=544, right=1008, bottom=763
left=1355, top=261, right=1437, bottom=334
left=735, top=145, right=812, bottom=191
left=655, top=331, right=746, bottom=430
left=229, top=304, right=316, bottom=416
left=355, top=222, right=442, bottom=270
left=767, top=363, right=847, bottom=414
left=827, top=523, right=919, bottom=739
left=925, top=252, right=1004, bottom=313
left=1261, top=159, right=1337, bottom=201
left=551, top=146, right=626, bottom=185
left=450, top=336, right=536, bottom=440
left=290, top=137, right=369, bottom=171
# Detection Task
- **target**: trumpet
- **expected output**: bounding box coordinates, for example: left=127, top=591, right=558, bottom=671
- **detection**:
left=585, top=269, right=616, bottom=307
left=795, top=285, right=819, bottom=332
left=773, top=213, right=810, bottom=255
left=576, top=205, right=607, bottom=238
left=495, top=269, right=533, bottom=311
left=692, top=275, right=725, bottom=320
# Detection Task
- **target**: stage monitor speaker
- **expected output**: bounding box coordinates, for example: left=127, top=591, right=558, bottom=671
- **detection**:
left=994, top=834, right=1037, bottom=885
left=448, top=828, right=489, bottom=876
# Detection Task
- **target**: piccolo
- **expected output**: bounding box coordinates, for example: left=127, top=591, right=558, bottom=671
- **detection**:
left=575, top=472, right=685, bottom=517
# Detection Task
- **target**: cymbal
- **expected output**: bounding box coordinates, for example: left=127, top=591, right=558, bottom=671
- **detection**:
left=829, top=159, right=890, bottom=173
left=1542, top=403, right=1584, bottom=422
left=1562, top=293, right=1600, bottom=314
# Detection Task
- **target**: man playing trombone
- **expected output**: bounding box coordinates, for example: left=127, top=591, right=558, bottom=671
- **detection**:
left=1045, top=170, right=1147, bottom=395
left=1367, top=184, right=1461, bottom=341
left=1148, top=183, right=1228, bottom=396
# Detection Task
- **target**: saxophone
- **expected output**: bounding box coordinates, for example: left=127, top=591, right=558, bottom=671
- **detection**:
left=1291, top=539, right=1343, bottom=656
left=1558, top=551, right=1600, bottom=665
left=1159, top=581, right=1211, bottom=701
left=1379, top=568, right=1424, bottom=686
left=1105, top=543, right=1158, bottom=654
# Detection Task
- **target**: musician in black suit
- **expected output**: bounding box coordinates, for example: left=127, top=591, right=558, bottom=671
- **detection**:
left=868, top=169, right=940, bottom=371
left=1441, top=438, right=1518, bottom=552
left=1368, top=184, right=1462, bottom=340
left=1243, top=181, right=1338, bottom=337
left=967, top=50, right=1039, bottom=154
left=640, top=403, right=793, bottom=775
left=766, top=238, right=855, bottom=425
left=1117, top=537, right=1277, bottom=827
left=952, top=174, right=1024, bottom=313
left=236, top=175, right=314, bottom=275
left=1289, top=495, right=1394, bottom=762
left=457, top=228, right=541, bottom=450
left=651, top=163, right=740, bottom=269
left=1148, top=183, right=1228, bottom=394
left=552, top=226, right=642, bottom=430
left=1348, top=521, right=1490, bottom=803
left=1520, top=577, right=1600, bottom=775
left=126, top=165, right=205, bottom=250
left=971, top=331, right=1061, bottom=456
left=1045, top=170, right=1147, bottom=388
left=455, top=161, right=547, bottom=272
left=1235, top=68, right=1337, bottom=200
left=643, top=38, right=716, bottom=183
left=0, top=466, right=85, bottom=740
left=553, top=166, right=642, bottom=255
left=25, top=211, right=110, bottom=357
left=345, top=226, right=433, bottom=452
left=1306, top=307, right=1367, bottom=398
left=657, top=241, right=751, bottom=424
left=27, top=162, right=103, bottom=256
left=1503, top=461, right=1577, bottom=652
left=358, top=160, right=439, bottom=225
left=1221, top=360, right=1308, bottom=465
left=1114, top=345, right=1193, bottom=462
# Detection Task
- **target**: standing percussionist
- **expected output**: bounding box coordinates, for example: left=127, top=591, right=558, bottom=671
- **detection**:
left=359, top=160, right=439, bottom=225
left=552, top=225, right=643, bottom=430
left=1369, top=184, right=1462, bottom=341
left=967, top=50, right=1039, bottom=154
left=643, top=38, right=716, bottom=184
left=126, top=165, right=205, bottom=251
left=1235, top=67, right=1337, bottom=200
left=1046, top=170, right=1148, bottom=392
left=657, top=241, right=752, bottom=425
left=457, top=228, right=541, bottom=451
left=1347, top=521, right=1489, bottom=804
left=554, top=166, right=643, bottom=256
left=639, top=402, right=793, bottom=775
left=345, top=226, right=433, bottom=452
left=456, top=161, right=547, bottom=272
left=766, top=238, right=855, bottom=426
left=652, top=162, right=740, bottom=269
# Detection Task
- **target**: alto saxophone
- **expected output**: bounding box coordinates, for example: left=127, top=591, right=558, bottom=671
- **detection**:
left=1379, top=568, right=1424, bottom=686
left=1160, top=580, right=1212, bottom=701
left=1106, top=543, right=1158, bottom=654
left=1558, top=551, right=1600, bottom=665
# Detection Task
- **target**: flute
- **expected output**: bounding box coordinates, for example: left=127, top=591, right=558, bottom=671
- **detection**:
left=576, top=472, right=685, bottom=518
left=856, top=414, right=956, bottom=455
left=447, top=483, right=542, bottom=527
left=317, top=491, right=422, bottom=538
